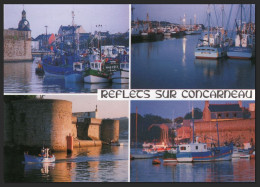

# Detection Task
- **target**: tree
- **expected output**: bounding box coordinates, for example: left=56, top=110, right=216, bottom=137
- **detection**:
left=174, top=117, right=183, bottom=124
left=184, top=107, right=203, bottom=119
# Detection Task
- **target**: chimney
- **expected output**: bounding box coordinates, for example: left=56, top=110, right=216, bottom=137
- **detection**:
left=238, top=101, right=242, bottom=108
left=205, top=101, right=209, bottom=108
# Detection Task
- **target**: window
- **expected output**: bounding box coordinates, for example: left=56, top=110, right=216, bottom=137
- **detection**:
left=218, top=113, right=221, bottom=118
left=91, top=63, right=94, bottom=69
left=204, top=145, right=207, bottom=149
left=180, top=147, right=186, bottom=150
left=95, top=63, right=98, bottom=69
left=196, top=146, right=198, bottom=150
left=233, top=113, right=237, bottom=118
left=226, top=113, right=229, bottom=118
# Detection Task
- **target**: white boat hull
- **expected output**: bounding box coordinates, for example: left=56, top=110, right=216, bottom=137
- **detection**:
left=84, top=75, right=110, bottom=83
left=111, top=70, right=129, bottom=84
left=177, top=157, right=193, bottom=162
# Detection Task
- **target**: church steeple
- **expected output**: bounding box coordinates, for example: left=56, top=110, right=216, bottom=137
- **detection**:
left=18, top=8, right=30, bottom=31
left=22, top=9, right=26, bottom=19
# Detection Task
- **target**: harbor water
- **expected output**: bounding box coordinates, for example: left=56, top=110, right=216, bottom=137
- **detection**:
left=131, top=35, right=255, bottom=89
left=4, top=140, right=128, bottom=182
left=4, top=61, right=129, bottom=93
left=130, top=148, right=255, bottom=182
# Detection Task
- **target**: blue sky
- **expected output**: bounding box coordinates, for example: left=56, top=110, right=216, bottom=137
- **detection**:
left=4, top=4, right=129, bottom=38
left=131, top=100, right=254, bottom=120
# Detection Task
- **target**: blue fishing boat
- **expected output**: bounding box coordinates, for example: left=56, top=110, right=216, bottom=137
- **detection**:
left=42, top=51, right=79, bottom=77
left=64, top=61, right=85, bottom=83
left=176, top=108, right=233, bottom=162
left=24, top=147, right=55, bottom=163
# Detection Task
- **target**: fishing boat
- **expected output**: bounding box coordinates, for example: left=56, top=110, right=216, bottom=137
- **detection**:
left=232, top=147, right=241, bottom=158
left=142, top=142, right=154, bottom=148
left=64, top=61, right=85, bottom=83
left=227, top=4, right=255, bottom=59
left=176, top=108, right=233, bottom=162
left=83, top=60, right=111, bottom=83
left=240, top=154, right=250, bottom=159
left=195, top=5, right=226, bottom=59
left=24, top=147, right=55, bottom=163
left=111, top=62, right=129, bottom=84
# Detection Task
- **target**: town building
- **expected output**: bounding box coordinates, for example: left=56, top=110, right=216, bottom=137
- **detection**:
left=4, top=9, right=32, bottom=61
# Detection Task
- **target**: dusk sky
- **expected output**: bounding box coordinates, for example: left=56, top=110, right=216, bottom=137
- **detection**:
left=4, top=4, right=129, bottom=38
left=131, top=100, right=254, bottom=120
left=43, top=95, right=129, bottom=119
left=132, top=4, right=255, bottom=29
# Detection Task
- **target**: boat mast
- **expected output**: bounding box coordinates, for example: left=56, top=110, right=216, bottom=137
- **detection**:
left=249, top=4, right=252, bottom=34
left=192, top=106, right=195, bottom=143
left=240, top=4, right=242, bottom=47
left=207, top=5, right=210, bottom=47
left=216, top=113, right=220, bottom=148
left=136, top=106, right=138, bottom=149
left=221, top=5, right=224, bottom=28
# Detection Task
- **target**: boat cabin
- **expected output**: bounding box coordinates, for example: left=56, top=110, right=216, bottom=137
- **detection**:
left=73, top=62, right=83, bottom=71
left=120, top=62, right=129, bottom=70
left=90, top=61, right=103, bottom=71
left=178, top=143, right=208, bottom=153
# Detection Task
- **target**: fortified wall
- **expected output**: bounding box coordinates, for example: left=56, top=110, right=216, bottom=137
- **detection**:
left=4, top=99, right=120, bottom=151
left=4, top=99, right=74, bottom=151
left=194, top=118, right=255, bottom=146
left=4, top=29, right=32, bottom=61
left=100, top=119, right=120, bottom=143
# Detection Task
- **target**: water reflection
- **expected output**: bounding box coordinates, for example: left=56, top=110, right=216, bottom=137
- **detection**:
left=5, top=140, right=128, bottom=182
left=130, top=157, right=255, bottom=182
left=131, top=35, right=255, bottom=89
left=182, top=37, right=187, bottom=66
left=4, top=61, right=129, bottom=93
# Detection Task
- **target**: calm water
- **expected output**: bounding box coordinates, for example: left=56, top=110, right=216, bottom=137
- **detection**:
left=4, top=61, right=129, bottom=93
left=4, top=140, right=128, bottom=182
left=130, top=149, right=255, bottom=182
left=131, top=35, right=255, bottom=89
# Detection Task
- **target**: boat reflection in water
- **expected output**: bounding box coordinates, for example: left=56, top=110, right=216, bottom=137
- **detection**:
left=194, top=58, right=220, bottom=78
left=84, top=82, right=111, bottom=93
left=24, top=162, right=55, bottom=175
left=5, top=140, right=128, bottom=182
left=130, top=152, right=255, bottom=182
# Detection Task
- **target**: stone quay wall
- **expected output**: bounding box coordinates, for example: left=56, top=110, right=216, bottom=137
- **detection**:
left=4, top=29, right=32, bottom=61
left=100, top=119, right=119, bottom=143
left=10, top=99, right=73, bottom=151
left=194, top=118, right=255, bottom=146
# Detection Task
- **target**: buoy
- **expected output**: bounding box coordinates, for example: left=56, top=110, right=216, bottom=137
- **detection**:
left=66, top=134, right=73, bottom=153
left=152, top=158, right=161, bottom=165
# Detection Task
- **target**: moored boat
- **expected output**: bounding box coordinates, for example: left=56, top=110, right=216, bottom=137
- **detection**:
left=195, top=5, right=226, bottom=59
left=83, top=60, right=111, bottom=83
left=111, top=62, right=129, bottom=84
left=24, top=147, right=55, bottom=163
left=65, top=61, right=85, bottom=83
left=176, top=107, right=233, bottom=162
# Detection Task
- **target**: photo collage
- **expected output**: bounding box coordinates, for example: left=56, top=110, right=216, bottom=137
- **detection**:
left=2, top=3, right=256, bottom=183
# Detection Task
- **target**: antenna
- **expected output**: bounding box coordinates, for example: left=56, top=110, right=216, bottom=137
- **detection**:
left=72, top=11, right=75, bottom=26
